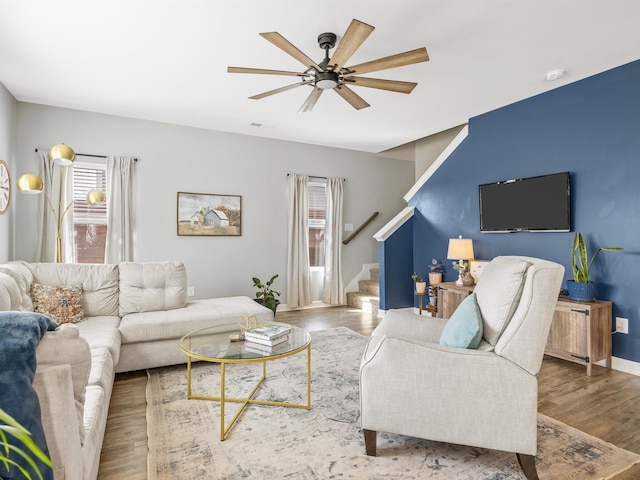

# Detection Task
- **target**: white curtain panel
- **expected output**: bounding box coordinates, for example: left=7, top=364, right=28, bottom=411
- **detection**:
left=105, top=156, right=135, bottom=263
left=36, top=149, right=75, bottom=263
left=287, top=174, right=311, bottom=308
left=322, top=177, right=344, bottom=305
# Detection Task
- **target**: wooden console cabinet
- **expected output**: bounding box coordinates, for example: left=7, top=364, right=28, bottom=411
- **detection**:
left=436, top=282, right=612, bottom=376
left=545, top=297, right=612, bottom=376
left=436, top=282, right=474, bottom=319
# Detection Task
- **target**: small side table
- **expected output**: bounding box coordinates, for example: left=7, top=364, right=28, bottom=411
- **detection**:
left=415, top=292, right=437, bottom=316
left=415, top=292, right=425, bottom=315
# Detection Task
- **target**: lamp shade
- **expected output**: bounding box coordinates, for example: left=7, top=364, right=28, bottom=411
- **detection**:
left=447, top=237, right=474, bottom=260
left=50, top=144, right=76, bottom=165
left=17, top=173, right=44, bottom=194
left=86, top=189, right=106, bottom=205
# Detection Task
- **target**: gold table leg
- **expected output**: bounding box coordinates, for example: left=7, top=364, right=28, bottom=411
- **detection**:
left=186, top=343, right=312, bottom=441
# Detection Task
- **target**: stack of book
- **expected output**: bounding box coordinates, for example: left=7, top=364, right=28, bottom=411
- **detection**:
left=244, top=324, right=291, bottom=349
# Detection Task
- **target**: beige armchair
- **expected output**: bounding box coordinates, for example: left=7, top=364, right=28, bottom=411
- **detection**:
left=360, top=256, right=564, bottom=479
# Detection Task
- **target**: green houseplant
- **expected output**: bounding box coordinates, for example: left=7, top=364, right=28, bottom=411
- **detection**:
left=0, top=407, right=52, bottom=480
left=252, top=274, right=281, bottom=313
left=568, top=232, right=623, bottom=301
left=411, top=272, right=426, bottom=294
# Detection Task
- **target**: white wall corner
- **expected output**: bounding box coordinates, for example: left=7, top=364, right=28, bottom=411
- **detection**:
left=403, top=124, right=469, bottom=203
left=373, top=206, right=415, bottom=242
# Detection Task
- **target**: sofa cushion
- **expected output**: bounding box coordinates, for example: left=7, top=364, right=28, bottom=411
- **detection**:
left=0, top=271, right=22, bottom=310
left=119, top=296, right=273, bottom=344
left=473, top=256, right=529, bottom=346
left=87, top=347, right=115, bottom=395
left=31, top=283, right=85, bottom=324
left=75, top=316, right=122, bottom=366
left=0, top=261, right=34, bottom=310
left=440, top=293, right=483, bottom=349
left=119, top=261, right=188, bottom=316
left=28, top=263, right=119, bottom=317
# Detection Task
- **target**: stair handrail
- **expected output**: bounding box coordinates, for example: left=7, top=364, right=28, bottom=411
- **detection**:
left=343, top=211, right=379, bottom=245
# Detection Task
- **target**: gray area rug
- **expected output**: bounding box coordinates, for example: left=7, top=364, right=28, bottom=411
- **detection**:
left=147, top=327, right=640, bottom=479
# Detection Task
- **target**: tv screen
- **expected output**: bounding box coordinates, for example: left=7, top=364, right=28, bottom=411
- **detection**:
left=479, top=172, right=571, bottom=232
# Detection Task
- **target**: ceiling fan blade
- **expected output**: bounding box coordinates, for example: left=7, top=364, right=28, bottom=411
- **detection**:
left=334, top=85, right=370, bottom=110
left=260, top=32, right=322, bottom=71
left=345, top=47, right=429, bottom=76
left=299, top=87, right=324, bottom=113
left=228, top=66, right=310, bottom=77
left=329, top=19, right=375, bottom=72
left=249, top=81, right=312, bottom=100
left=344, top=76, right=418, bottom=94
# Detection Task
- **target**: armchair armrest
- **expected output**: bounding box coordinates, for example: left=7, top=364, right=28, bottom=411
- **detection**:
left=360, top=335, right=538, bottom=455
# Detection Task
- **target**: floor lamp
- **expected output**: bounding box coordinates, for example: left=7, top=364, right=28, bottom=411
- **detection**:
left=17, top=144, right=76, bottom=263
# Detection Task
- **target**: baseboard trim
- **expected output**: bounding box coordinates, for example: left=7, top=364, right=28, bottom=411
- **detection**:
left=594, top=356, right=640, bottom=377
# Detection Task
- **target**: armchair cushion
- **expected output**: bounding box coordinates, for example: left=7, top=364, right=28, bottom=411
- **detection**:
left=473, top=256, right=528, bottom=345
left=440, top=293, right=483, bottom=349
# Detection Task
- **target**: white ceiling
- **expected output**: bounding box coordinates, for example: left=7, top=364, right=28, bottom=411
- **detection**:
left=1, top=1, right=638, bottom=154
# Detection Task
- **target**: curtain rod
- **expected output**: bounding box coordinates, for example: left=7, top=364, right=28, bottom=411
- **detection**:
left=287, top=173, right=346, bottom=181
left=35, top=148, right=138, bottom=161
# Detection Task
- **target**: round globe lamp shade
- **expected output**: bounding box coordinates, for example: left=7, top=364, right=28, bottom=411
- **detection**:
left=17, top=173, right=44, bottom=193
left=50, top=144, right=76, bottom=165
left=86, top=189, right=106, bottom=205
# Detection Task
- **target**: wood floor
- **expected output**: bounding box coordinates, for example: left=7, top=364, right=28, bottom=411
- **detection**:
left=97, top=306, right=640, bottom=479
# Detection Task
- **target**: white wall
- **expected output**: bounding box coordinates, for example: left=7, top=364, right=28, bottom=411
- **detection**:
left=0, top=83, right=17, bottom=263
left=14, top=103, right=414, bottom=301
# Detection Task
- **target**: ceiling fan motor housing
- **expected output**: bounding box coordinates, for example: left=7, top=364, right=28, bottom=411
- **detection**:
left=316, top=70, right=339, bottom=89
left=317, top=32, right=337, bottom=50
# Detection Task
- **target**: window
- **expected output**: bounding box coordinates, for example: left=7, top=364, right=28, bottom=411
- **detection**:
left=73, top=162, right=107, bottom=263
left=308, top=181, right=326, bottom=267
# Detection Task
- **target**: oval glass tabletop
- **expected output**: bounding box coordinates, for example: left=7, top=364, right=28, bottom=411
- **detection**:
left=180, top=321, right=310, bottom=362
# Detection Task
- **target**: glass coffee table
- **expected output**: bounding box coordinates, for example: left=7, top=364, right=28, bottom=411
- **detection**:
left=179, top=322, right=311, bottom=440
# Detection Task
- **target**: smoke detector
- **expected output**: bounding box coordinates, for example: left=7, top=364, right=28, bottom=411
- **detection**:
left=545, top=69, right=565, bottom=81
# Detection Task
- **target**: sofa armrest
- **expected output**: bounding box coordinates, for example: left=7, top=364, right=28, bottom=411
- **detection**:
left=36, top=324, right=91, bottom=446
left=33, top=364, right=84, bottom=480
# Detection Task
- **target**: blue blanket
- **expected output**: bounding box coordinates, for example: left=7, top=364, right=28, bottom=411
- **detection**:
left=0, top=311, right=57, bottom=480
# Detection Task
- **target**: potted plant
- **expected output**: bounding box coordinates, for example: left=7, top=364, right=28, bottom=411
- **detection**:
left=0, top=407, right=52, bottom=480
left=252, top=274, right=281, bottom=313
left=567, top=232, right=623, bottom=301
left=428, top=285, right=438, bottom=305
left=411, top=272, right=426, bottom=294
left=428, top=259, right=444, bottom=285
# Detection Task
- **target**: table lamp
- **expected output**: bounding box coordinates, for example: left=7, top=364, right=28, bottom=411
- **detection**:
left=447, top=236, right=475, bottom=286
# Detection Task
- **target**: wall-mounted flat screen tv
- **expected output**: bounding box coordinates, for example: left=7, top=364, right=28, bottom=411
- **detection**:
left=479, top=172, right=571, bottom=232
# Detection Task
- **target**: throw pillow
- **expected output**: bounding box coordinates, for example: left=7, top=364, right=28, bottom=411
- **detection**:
left=31, top=283, right=85, bottom=324
left=440, top=293, right=483, bottom=349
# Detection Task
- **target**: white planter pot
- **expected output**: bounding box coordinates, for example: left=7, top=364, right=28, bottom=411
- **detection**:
left=415, top=282, right=427, bottom=294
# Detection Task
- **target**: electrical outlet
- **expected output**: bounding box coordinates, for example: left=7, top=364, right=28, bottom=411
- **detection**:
left=616, top=317, right=629, bottom=334
left=187, top=286, right=195, bottom=297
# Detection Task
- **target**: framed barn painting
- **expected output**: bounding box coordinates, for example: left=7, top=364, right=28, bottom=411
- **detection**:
left=177, top=192, right=242, bottom=236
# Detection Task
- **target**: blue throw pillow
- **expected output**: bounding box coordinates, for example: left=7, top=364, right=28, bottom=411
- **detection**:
left=439, top=293, right=484, bottom=349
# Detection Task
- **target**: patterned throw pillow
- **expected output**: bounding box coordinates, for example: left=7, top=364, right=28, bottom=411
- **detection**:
left=31, top=283, right=85, bottom=324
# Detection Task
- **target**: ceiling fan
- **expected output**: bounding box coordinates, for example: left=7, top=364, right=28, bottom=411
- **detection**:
left=228, top=19, right=429, bottom=112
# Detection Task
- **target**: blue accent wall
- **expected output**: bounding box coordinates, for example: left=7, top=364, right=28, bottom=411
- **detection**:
left=409, top=59, right=640, bottom=362
left=379, top=218, right=414, bottom=310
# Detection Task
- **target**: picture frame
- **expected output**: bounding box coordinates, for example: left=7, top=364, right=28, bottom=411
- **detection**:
left=177, top=192, right=241, bottom=236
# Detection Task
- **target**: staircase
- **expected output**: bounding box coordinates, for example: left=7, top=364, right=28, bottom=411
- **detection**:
left=346, top=267, right=380, bottom=317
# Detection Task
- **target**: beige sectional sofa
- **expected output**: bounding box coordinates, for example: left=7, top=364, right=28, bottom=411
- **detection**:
left=0, top=260, right=274, bottom=480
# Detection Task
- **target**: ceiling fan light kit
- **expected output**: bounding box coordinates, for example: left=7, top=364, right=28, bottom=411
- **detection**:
left=228, top=19, right=429, bottom=112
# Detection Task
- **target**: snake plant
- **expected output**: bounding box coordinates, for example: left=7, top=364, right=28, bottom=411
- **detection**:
left=571, top=232, right=623, bottom=283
